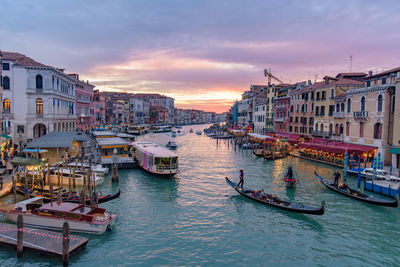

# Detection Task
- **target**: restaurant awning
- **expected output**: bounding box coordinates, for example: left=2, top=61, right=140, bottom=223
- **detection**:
left=298, top=141, right=376, bottom=155
left=388, top=147, right=400, bottom=154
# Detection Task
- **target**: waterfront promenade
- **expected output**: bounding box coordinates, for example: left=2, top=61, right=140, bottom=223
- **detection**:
left=0, top=125, right=399, bottom=266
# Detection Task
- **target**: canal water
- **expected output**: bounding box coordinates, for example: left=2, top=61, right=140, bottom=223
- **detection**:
left=1, top=124, right=399, bottom=266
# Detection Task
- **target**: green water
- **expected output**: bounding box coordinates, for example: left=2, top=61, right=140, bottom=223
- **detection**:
left=1, top=124, right=399, bottom=266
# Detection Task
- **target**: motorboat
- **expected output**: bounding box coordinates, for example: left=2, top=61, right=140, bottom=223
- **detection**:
left=56, top=161, right=109, bottom=176
left=166, top=141, right=178, bottom=149
left=49, top=167, right=104, bottom=186
left=196, top=131, right=202, bottom=135
left=362, top=168, right=400, bottom=182
left=171, top=131, right=177, bottom=137
left=0, top=197, right=117, bottom=234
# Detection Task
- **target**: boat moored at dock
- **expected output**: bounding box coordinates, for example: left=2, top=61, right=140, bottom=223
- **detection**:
left=95, top=137, right=137, bottom=169
left=132, top=141, right=179, bottom=175
left=152, top=125, right=172, bottom=133
left=0, top=197, right=117, bottom=234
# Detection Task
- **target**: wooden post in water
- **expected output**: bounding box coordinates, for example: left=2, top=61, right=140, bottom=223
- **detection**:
left=12, top=166, right=16, bottom=204
left=68, top=167, right=72, bottom=193
left=62, top=222, right=70, bottom=267
left=17, top=214, right=23, bottom=257
left=48, top=164, right=54, bottom=205
left=73, top=158, right=77, bottom=189
left=24, top=166, right=28, bottom=200
left=57, top=163, right=61, bottom=188
left=82, top=170, right=87, bottom=201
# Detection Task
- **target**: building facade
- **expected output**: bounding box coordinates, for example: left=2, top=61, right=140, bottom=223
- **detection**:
left=1, top=52, right=76, bottom=142
left=93, top=90, right=105, bottom=125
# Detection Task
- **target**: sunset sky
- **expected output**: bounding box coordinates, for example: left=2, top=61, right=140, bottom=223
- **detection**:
left=1, top=0, right=400, bottom=113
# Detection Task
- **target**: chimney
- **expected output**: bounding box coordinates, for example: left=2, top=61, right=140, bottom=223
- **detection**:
left=308, top=80, right=312, bottom=86
left=368, top=71, right=373, bottom=76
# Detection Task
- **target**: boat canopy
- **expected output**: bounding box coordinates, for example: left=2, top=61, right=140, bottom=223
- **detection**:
left=96, top=137, right=129, bottom=147
left=134, top=142, right=178, bottom=157
left=92, top=131, right=117, bottom=137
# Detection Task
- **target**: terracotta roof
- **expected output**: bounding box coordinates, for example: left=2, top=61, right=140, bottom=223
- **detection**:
left=1, top=51, right=48, bottom=67
left=366, top=67, right=400, bottom=79
left=330, top=78, right=364, bottom=86
left=336, top=72, right=366, bottom=78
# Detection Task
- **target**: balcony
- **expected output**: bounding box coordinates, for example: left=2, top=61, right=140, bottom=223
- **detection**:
left=353, top=111, right=369, bottom=119
left=274, top=117, right=285, bottom=122
left=77, top=99, right=91, bottom=104
left=311, top=130, right=331, bottom=137
left=333, top=112, right=345, bottom=118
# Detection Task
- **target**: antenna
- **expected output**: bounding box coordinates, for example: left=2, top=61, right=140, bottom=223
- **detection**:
left=349, top=55, right=353, bottom=72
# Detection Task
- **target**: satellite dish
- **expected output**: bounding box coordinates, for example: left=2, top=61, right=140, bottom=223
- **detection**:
left=264, top=69, right=268, bottom=77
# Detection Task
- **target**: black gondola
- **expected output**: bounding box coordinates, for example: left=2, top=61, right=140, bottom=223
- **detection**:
left=314, top=171, right=398, bottom=207
left=225, top=177, right=324, bottom=215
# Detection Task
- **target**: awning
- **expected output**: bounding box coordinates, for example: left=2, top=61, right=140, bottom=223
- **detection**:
left=388, top=147, right=400, bottom=154
left=1, top=134, right=11, bottom=140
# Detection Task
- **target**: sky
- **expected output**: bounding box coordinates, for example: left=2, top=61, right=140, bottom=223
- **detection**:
left=1, top=0, right=400, bottom=113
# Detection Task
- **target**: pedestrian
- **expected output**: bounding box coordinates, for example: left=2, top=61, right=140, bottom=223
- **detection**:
left=6, top=158, right=12, bottom=175
left=236, top=169, right=244, bottom=189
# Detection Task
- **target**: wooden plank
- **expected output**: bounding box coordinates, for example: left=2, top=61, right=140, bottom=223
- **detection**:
left=0, top=222, right=88, bottom=256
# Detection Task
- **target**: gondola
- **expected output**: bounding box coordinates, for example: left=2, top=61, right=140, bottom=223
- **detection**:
left=314, top=172, right=398, bottom=207
left=225, top=177, right=324, bottom=215
left=16, top=188, right=121, bottom=205
left=253, top=149, right=264, bottom=157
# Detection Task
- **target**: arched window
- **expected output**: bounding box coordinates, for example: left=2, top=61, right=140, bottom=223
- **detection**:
left=54, top=123, right=57, bottom=131
left=36, top=75, right=43, bottom=89
left=336, top=103, right=340, bottom=112
left=374, top=122, right=382, bottom=139
left=377, top=95, right=383, bottom=112
left=36, top=98, right=43, bottom=115
left=2, top=76, right=10, bottom=90
left=3, top=99, right=10, bottom=114
left=320, top=123, right=323, bottom=132
left=346, top=122, right=350, bottom=136
left=347, top=99, right=351, bottom=113
left=290, top=105, right=293, bottom=112
left=341, top=103, right=345, bottom=112
left=361, top=96, right=366, bottom=112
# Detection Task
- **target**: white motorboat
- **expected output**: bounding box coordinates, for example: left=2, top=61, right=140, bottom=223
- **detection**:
left=196, top=131, right=202, bottom=135
left=166, top=141, right=178, bottom=149
left=362, top=168, right=400, bottom=182
left=171, top=131, right=177, bottom=137
left=66, top=162, right=109, bottom=176
left=0, top=197, right=116, bottom=234
left=49, top=168, right=104, bottom=186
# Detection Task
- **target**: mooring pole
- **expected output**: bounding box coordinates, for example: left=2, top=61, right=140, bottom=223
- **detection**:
left=17, top=214, right=23, bottom=257
left=62, top=222, right=70, bottom=267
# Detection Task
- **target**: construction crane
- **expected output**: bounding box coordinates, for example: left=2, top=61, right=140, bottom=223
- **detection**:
left=264, top=68, right=284, bottom=85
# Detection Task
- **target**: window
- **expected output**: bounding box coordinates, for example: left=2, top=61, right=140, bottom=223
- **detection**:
left=316, top=92, right=320, bottom=100
left=36, top=98, right=43, bottom=115
left=320, top=106, right=325, bottom=116
left=321, top=91, right=326, bottom=100
left=3, top=99, right=10, bottom=113
left=36, top=75, right=43, bottom=89
left=309, top=127, right=313, bottom=134
left=359, top=122, right=364, bottom=138
left=295, top=126, right=298, bottom=133
left=361, top=96, right=366, bottom=112
left=2, top=63, right=10, bottom=70
left=377, top=95, right=383, bottom=112
left=311, top=92, right=314, bottom=100
left=309, top=117, right=314, bottom=125
left=366, top=81, right=371, bottom=87
left=2, top=76, right=10, bottom=90
left=382, top=78, right=387, bottom=85
left=311, top=103, right=314, bottom=112
left=17, top=125, right=24, bottom=133
left=330, top=89, right=334, bottom=99
left=315, top=106, right=319, bottom=116
left=329, top=105, right=334, bottom=116
left=374, top=123, right=382, bottom=139
left=290, top=105, right=293, bottom=112
left=341, top=103, right=344, bottom=112
left=296, top=104, right=299, bottom=112
left=347, top=99, right=351, bottom=113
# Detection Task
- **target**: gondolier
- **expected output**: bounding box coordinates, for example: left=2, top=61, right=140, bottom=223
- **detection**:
left=333, top=170, right=341, bottom=187
left=236, top=169, right=244, bottom=189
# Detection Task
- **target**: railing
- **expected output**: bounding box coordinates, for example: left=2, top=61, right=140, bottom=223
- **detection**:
left=333, top=112, right=345, bottom=118
left=156, top=164, right=179, bottom=171
left=311, top=130, right=331, bottom=137
left=353, top=111, right=369, bottom=119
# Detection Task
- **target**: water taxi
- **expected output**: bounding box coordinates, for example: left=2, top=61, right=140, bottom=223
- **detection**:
left=95, top=137, right=136, bottom=168
left=126, top=124, right=149, bottom=135
left=152, top=125, right=172, bottom=133
left=0, top=197, right=116, bottom=234
left=132, top=141, right=179, bottom=175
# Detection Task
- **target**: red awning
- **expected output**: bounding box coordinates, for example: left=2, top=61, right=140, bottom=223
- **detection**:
left=299, top=141, right=376, bottom=155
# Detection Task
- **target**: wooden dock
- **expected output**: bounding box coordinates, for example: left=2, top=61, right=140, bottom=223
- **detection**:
left=364, top=180, right=400, bottom=198
left=0, top=222, right=88, bottom=257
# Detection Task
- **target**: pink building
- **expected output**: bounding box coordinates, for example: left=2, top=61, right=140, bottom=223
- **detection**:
left=274, top=86, right=291, bottom=132
left=69, top=74, right=95, bottom=132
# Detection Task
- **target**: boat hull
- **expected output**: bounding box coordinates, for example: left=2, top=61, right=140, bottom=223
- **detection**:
left=1, top=211, right=116, bottom=234
left=225, top=177, right=324, bottom=215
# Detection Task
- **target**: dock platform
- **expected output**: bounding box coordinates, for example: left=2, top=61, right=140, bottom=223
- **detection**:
left=364, top=180, right=400, bottom=198
left=0, top=222, right=88, bottom=257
